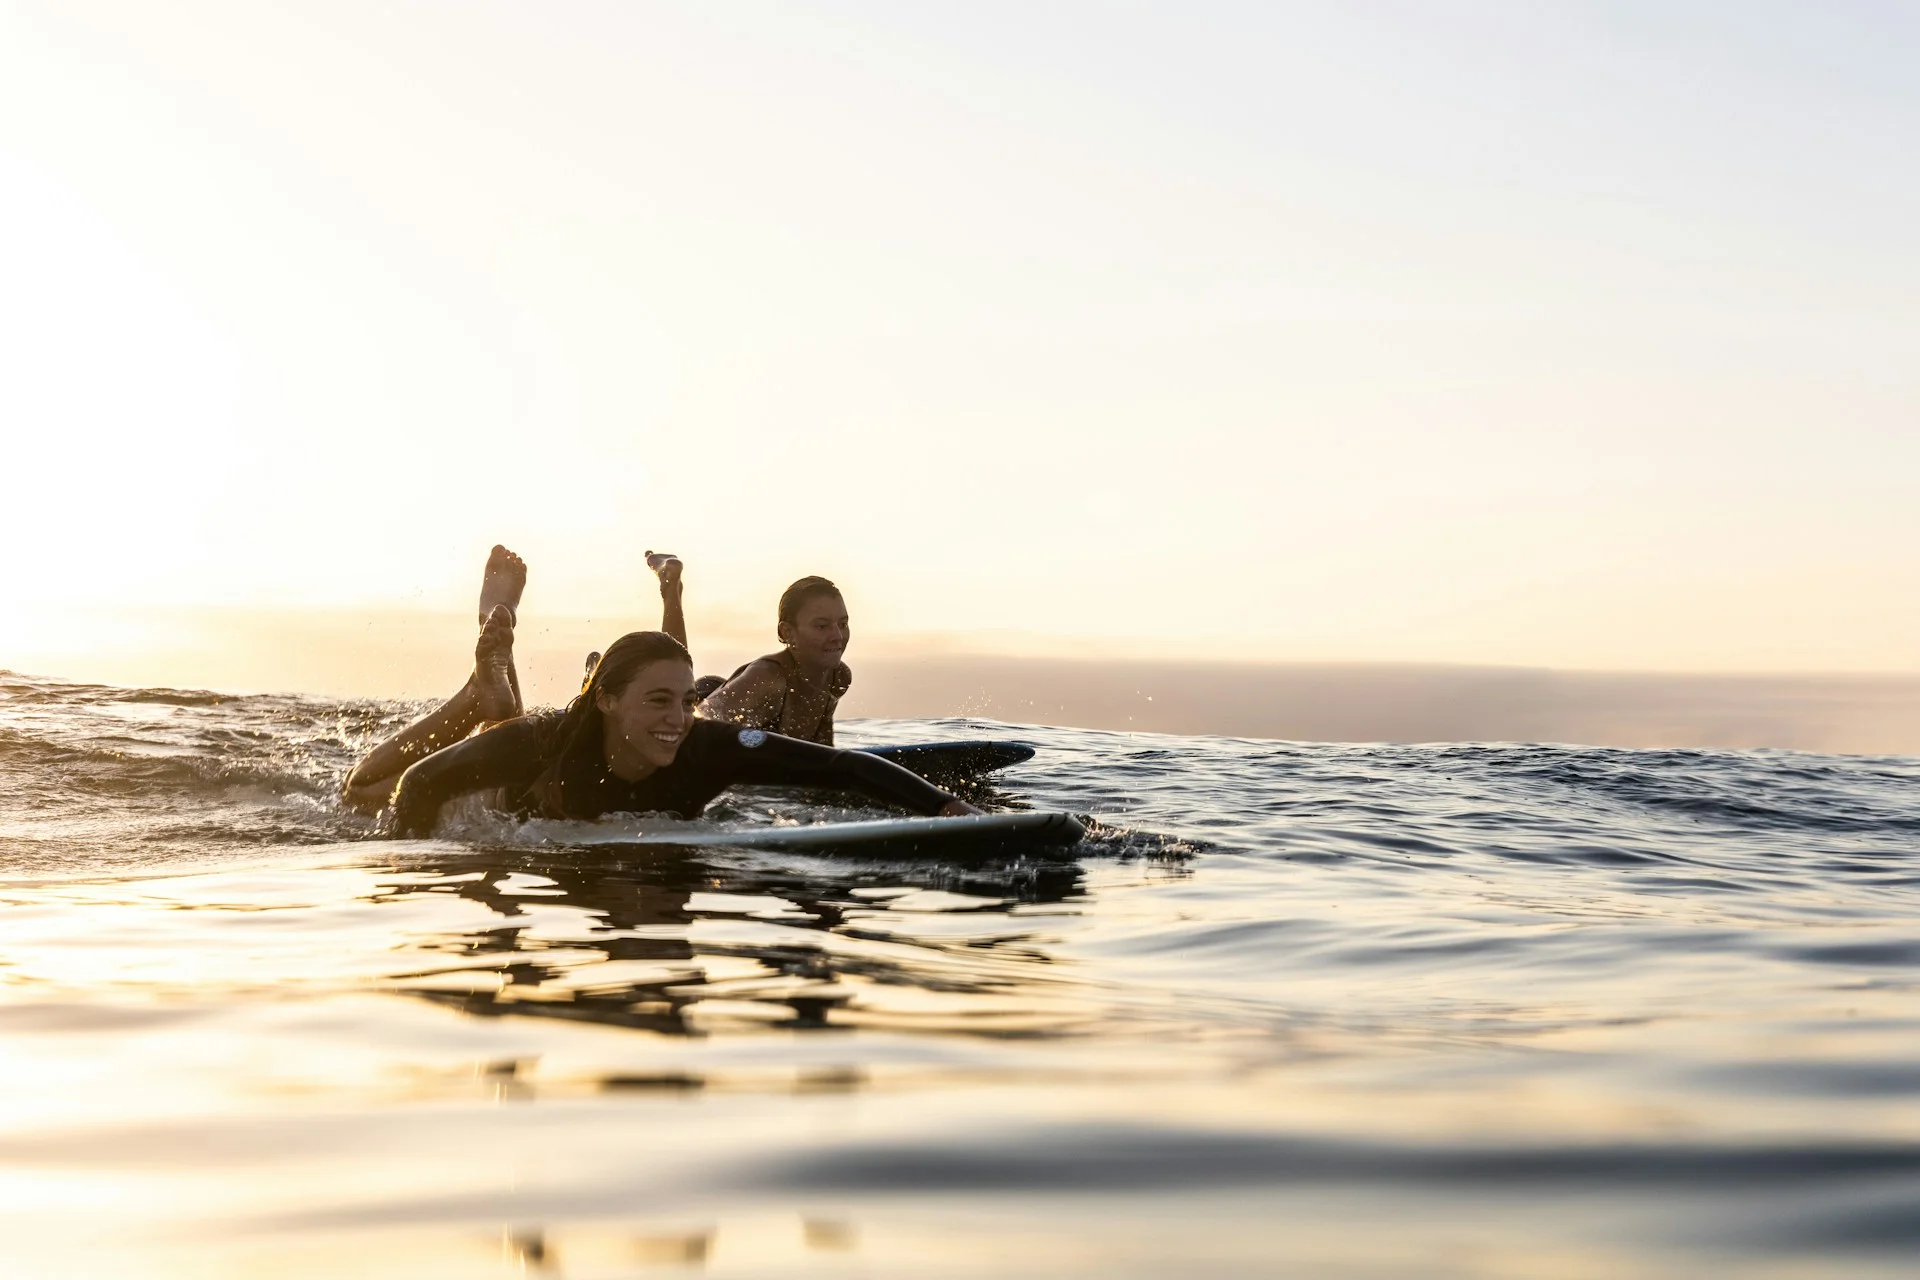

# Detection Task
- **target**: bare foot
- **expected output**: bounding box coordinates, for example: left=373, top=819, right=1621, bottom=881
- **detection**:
left=645, top=550, right=683, bottom=590
left=478, top=545, right=527, bottom=626
left=474, top=605, right=521, bottom=722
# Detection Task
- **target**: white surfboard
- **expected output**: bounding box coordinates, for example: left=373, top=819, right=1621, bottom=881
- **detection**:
left=626, top=810, right=1085, bottom=858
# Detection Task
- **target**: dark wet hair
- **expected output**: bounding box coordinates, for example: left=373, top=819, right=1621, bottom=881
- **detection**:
left=778, top=576, right=844, bottom=629
left=532, top=630, right=692, bottom=815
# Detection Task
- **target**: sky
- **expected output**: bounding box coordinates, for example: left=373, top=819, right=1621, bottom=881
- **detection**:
left=3, top=0, right=1918, bottom=688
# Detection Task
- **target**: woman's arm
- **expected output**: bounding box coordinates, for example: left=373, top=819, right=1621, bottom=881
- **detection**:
left=720, top=728, right=978, bottom=816
left=386, top=716, right=548, bottom=838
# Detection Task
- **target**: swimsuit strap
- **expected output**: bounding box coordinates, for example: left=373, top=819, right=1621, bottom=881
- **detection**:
left=771, top=648, right=802, bottom=728
left=775, top=649, right=851, bottom=699
left=773, top=650, right=849, bottom=737
left=725, top=652, right=847, bottom=740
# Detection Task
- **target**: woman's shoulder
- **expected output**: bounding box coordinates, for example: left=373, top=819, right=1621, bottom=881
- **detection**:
left=465, top=711, right=568, bottom=782
left=751, top=651, right=847, bottom=698
left=716, top=655, right=790, bottom=693
left=501, top=708, right=566, bottom=744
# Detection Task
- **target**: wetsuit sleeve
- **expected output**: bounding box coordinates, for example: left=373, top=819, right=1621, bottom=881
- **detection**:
left=723, top=729, right=955, bottom=815
left=386, top=716, right=548, bottom=838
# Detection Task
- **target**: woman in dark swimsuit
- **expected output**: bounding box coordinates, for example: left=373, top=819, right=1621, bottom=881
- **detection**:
left=645, top=557, right=851, bottom=746
left=386, top=630, right=979, bottom=838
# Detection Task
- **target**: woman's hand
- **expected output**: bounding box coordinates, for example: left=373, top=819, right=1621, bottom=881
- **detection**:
left=938, top=798, right=983, bottom=817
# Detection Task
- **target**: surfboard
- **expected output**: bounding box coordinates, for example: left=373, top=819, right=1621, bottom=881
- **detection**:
left=858, top=740, right=1035, bottom=786
left=627, top=810, right=1085, bottom=859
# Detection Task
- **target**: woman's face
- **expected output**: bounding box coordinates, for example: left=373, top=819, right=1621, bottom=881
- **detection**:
left=778, top=593, right=849, bottom=668
left=596, top=659, right=698, bottom=769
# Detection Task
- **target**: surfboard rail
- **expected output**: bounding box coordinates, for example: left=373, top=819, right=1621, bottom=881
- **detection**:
left=627, top=809, right=1085, bottom=858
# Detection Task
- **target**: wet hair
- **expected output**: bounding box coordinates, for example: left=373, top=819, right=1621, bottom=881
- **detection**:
left=532, top=630, right=692, bottom=815
left=778, top=576, right=844, bottom=629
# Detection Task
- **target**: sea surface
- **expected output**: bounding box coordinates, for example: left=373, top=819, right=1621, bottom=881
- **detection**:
left=4, top=669, right=1920, bottom=1277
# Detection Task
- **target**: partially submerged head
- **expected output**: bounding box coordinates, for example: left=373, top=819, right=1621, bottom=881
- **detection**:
left=776, top=575, right=849, bottom=670
left=536, top=631, right=694, bottom=810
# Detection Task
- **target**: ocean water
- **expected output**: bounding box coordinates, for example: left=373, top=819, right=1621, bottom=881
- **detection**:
left=4, top=669, right=1920, bottom=1277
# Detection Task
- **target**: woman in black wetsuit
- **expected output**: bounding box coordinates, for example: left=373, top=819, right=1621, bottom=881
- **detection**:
left=386, top=630, right=980, bottom=839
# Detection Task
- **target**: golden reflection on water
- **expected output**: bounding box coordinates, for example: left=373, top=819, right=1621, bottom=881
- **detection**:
left=2, top=846, right=1919, bottom=1277
left=13, top=671, right=1920, bottom=1274
left=0, top=850, right=1167, bottom=1277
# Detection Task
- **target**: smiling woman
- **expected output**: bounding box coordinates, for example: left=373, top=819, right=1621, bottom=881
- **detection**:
left=384, top=629, right=979, bottom=839
left=697, top=575, right=854, bottom=744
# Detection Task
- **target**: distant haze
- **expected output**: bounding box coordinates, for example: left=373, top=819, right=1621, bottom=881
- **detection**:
left=3, top=3, right=1919, bottom=677
left=8, top=607, right=1918, bottom=755
left=858, top=657, right=1920, bottom=756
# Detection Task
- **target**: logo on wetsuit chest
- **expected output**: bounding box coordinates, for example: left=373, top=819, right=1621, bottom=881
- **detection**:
left=737, top=729, right=767, bottom=748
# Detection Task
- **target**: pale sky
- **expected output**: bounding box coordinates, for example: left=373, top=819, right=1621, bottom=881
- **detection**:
left=4, top=1, right=1918, bottom=681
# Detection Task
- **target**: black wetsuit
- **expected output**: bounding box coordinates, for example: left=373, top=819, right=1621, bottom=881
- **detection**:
left=387, top=714, right=953, bottom=838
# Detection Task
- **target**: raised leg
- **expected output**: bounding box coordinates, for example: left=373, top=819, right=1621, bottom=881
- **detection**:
left=478, top=544, right=527, bottom=626
left=647, top=550, right=688, bottom=651
left=342, top=547, right=528, bottom=814
left=342, top=677, right=487, bottom=814
left=472, top=604, right=522, bottom=723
